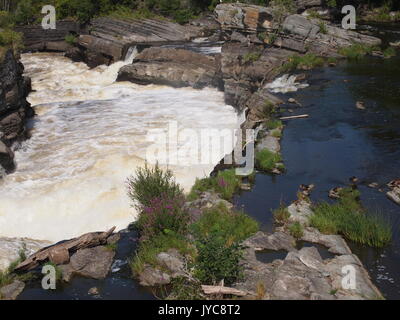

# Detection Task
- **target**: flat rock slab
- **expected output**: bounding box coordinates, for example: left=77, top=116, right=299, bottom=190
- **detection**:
left=243, top=231, right=296, bottom=252
left=287, top=200, right=313, bottom=225
left=0, top=280, right=25, bottom=300
left=301, top=228, right=352, bottom=255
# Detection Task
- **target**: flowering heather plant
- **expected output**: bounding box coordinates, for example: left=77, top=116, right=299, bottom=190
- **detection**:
left=137, top=194, right=190, bottom=241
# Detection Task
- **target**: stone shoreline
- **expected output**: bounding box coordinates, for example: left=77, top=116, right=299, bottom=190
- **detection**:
left=0, top=1, right=396, bottom=300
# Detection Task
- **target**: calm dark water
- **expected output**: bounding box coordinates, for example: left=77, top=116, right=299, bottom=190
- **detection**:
left=235, top=41, right=400, bottom=298
left=18, top=230, right=155, bottom=300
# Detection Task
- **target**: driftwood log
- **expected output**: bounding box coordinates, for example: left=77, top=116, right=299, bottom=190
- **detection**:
left=201, top=285, right=248, bottom=297
left=14, top=227, right=116, bottom=272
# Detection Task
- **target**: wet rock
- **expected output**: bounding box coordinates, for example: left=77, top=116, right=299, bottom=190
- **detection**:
left=0, top=140, right=14, bottom=172
left=0, top=237, right=51, bottom=272
left=88, top=287, right=100, bottom=296
left=0, top=280, right=25, bottom=300
left=329, top=187, right=343, bottom=199
left=356, top=101, right=366, bottom=110
left=387, top=187, right=400, bottom=206
left=368, top=182, right=379, bottom=188
left=118, top=48, right=220, bottom=89
left=139, top=265, right=171, bottom=287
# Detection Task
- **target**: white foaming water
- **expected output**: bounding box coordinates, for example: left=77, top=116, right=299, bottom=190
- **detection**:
left=265, top=74, right=309, bottom=93
left=0, top=53, right=239, bottom=242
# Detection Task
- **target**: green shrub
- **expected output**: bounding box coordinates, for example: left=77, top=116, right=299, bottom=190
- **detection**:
left=188, top=169, right=242, bottom=201
left=168, top=277, right=203, bottom=300
left=273, top=205, right=290, bottom=224
left=255, top=149, right=283, bottom=172
left=130, top=232, right=195, bottom=275
left=0, top=11, right=14, bottom=28
left=127, top=163, right=183, bottom=210
left=191, top=202, right=259, bottom=244
left=136, top=194, right=190, bottom=241
left=65, top=34, right=77, bottom=45
left=194, top=233, right=244, bottom=286
left=0, top=29, right=23, bottom=54
left=310, top=188, right=392, bottom=248
left=281, top=54, right=324, bottom=72
left=265, top=119, right=282, bottom=130
left=288, top=222, right=304, bottom=239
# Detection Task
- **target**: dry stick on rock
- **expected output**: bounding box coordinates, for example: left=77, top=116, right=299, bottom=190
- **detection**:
left=280, top=114, right=309, bottom=120
left=201, top=285, right=249, bottom=297
left=14, top=227, right=116, bottom=271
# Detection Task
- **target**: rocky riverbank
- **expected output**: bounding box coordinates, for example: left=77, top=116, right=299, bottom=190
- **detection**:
left=0, top=49, right=33, bottom=174
left=1, top=1, right=394, bottom=300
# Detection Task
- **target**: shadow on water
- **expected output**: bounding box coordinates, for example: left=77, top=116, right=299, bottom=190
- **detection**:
left=17, top=230, right=155, bottom=300
left=235, top=49, right=400, bottom=298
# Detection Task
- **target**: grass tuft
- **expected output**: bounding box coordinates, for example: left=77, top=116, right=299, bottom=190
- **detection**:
left=255, top=149, right=283, bottom=172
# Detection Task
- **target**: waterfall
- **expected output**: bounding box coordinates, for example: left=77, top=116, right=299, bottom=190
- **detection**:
left=124, top=46, right=138, bottom=63
left=265, top=74, right=309, bottom=93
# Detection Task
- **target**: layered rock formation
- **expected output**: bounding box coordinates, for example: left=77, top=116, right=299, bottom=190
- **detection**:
left=118, top=47, right=222, bottom=89
left=0, top=49, right=33, bottom=173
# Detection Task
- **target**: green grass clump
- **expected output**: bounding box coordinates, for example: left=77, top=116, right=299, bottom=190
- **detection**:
left=188, top=169, right=242, bottom=201
left=255, top=149, right=283, bottom=172
left=130, top=232, right=195, bottom=275
left=288, top=222, right=304, bottom=239
left=127, top=163, right=183, bottom=210
left=243, top=52, right=262, bottom=64
left=65, top=34, right=77, bottom=45
left=191, top=202, right=259, bottom=244
left=319, top=21, right=328, bottom=34
left=383, top=47, right=396, bottom=58
left=281, top=54, right=324, bottom=72
left=266, top=119, right=283, bottom=130
left=0, top=29, right=23, bottom=55
left=338, top=44, right=378, bottom=60
left=310, top=188, right=392, bottom=248
left=273, top=205, right=290, bottom=224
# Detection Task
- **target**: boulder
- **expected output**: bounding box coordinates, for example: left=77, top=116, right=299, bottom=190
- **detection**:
left=156, top=249, right=185, bottom=277
left=61, top=246, right=115, bottom=281
left=0, top=280, right=25, bottom=300
left=287, top=200, right=314, bottom=225
left=387, top=187, right=400, bottom=206
left=138, top=265, right=171, bottom=287
left=215, top=3, right=274, bottom=31
left=118, top=47, right=221, bottom=89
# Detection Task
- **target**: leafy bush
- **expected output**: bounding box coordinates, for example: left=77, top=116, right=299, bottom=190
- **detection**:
left=266, top=119, right=283, bottom=130
left=310, top=188, right=392, bottom=248
left=0, top=29, right=23, bottom=55
left=191, top=202, right=259, bottom=244
left=65, top=34, right=77, bottom=45
left=288, top=222, right=304, bottom=239
left=383, top=47, right=396, bottom=58
left=127, top=163, right=183, bottom=210
left=194, top=233, right=244, bottom=286
left=188, top=169, right=242, bottom=201
left=130, top=232, right=195, bottom=275
left=319, top=21, right=328, bottom=34
left=136, top=194, right=190, bottom=241
left=255, top=149, right=283, bottom=172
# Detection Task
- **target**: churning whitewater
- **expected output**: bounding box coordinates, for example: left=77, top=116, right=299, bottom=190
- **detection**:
left=0, top=52, right=239, bottom=242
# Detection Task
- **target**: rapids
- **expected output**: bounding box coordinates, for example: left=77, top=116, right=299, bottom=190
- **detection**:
left=0, top=52, right=239, bottom=242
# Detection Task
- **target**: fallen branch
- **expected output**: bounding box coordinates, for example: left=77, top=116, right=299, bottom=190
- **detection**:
left=280, top=114, right=309, bottom=120
left=201, top=285, right=248, bottom=297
